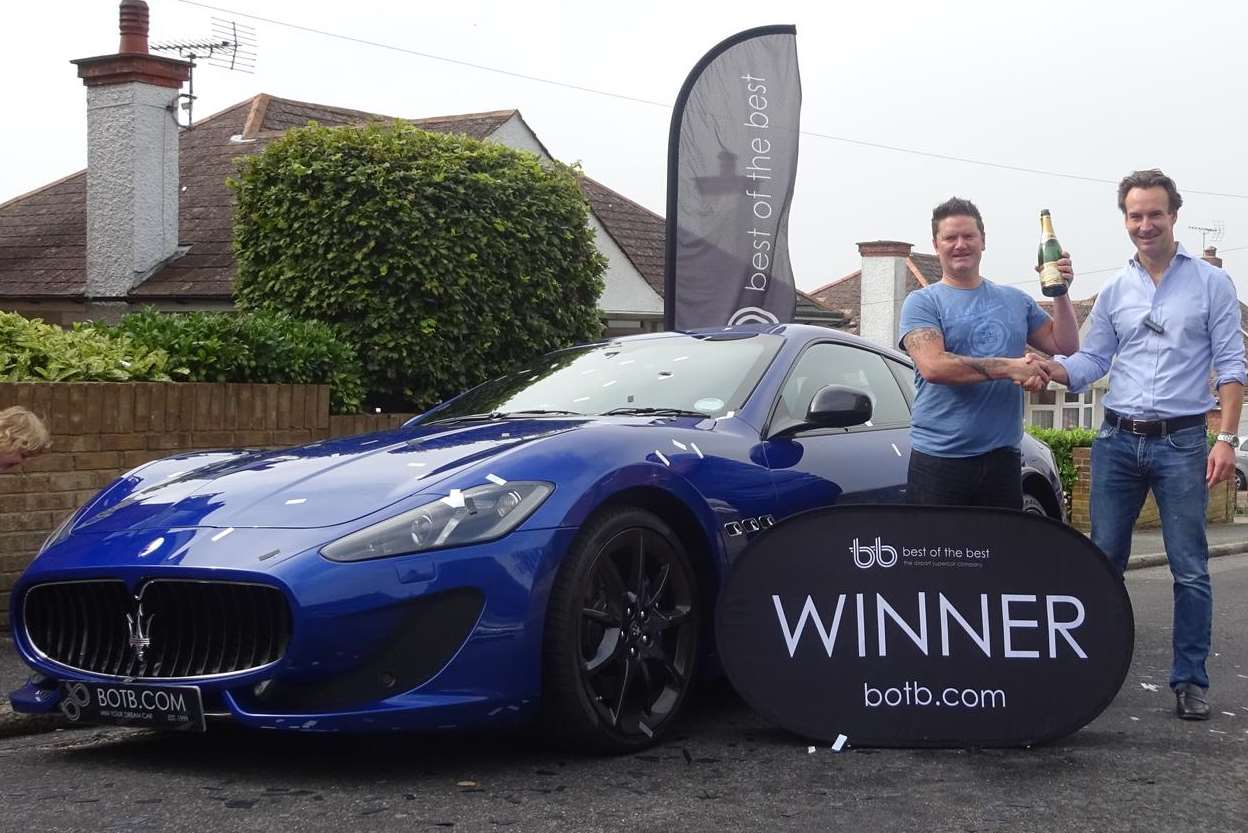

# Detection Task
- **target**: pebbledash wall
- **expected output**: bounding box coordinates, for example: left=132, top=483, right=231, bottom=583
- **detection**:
left=1069, top=446, right=1235, bottom=533
left=0, top=382, right=412, bottom=628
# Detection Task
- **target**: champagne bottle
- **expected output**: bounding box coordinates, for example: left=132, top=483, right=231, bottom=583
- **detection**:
left=1038, top=209, right=1067, bottom=297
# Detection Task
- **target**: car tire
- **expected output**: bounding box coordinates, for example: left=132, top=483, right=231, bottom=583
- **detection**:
left=1022, top=492, right=1048, bottom=517
left=1237, top=470, right=1246, bottom=492
left=540, top=507, right=700, bottom=754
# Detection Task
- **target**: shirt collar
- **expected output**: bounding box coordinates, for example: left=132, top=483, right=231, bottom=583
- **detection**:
left=1129, top=242, right=1192, bottom=274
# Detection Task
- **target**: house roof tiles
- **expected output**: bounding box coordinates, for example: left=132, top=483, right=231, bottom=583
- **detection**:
left=0, top=92, right=843, bottom=328
left=1, top=95, right=613, bottom=302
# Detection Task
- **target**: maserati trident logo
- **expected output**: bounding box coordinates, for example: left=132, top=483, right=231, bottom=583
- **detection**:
left=126, top=600, right=154, bottom=663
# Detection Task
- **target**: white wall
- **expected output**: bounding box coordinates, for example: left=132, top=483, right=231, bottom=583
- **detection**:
left=486, top=114, right=662, bottom=319
left=858, top=255, right=909, bottom=349
left=84, top=82, right=182, bottom=298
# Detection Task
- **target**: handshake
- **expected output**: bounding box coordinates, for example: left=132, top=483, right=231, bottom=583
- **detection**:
left=1006, top=354, right=1069, bottom=392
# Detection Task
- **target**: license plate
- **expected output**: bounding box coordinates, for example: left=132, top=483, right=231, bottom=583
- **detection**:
left=59, top=681, right=206, bottom=732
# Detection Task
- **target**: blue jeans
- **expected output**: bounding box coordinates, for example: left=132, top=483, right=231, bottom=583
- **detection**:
left=1090, top=422, right=1211, bottom=689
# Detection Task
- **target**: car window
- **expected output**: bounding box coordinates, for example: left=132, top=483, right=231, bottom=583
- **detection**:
left=772, top=343, right=911, bottom=434
left=885, top=356, right=916, bottom=407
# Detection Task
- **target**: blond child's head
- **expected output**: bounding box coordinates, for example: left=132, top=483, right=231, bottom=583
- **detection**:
left=0, top=406, right=51, bottom=472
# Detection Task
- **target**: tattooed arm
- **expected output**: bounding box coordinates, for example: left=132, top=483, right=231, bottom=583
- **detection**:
left=902, top=327, right=1050, bottom=388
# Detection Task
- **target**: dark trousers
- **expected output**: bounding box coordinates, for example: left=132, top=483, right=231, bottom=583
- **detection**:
left=907, top=447, right=1022, bottom=510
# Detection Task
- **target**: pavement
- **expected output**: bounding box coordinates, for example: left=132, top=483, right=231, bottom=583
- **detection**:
left=3, top=518, right=1247, bottom=741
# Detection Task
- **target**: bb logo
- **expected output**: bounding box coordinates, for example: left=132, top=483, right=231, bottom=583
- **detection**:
left=850, top=536, right=898, bottom=569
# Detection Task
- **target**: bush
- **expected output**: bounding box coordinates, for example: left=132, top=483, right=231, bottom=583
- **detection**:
left=230, top=122, right=606, bottom=411
left=0, top=311, right=180, bottom=382
left=1026, top=426, right=1096, bottom=496
left=92, top=309, right=365, bottom=414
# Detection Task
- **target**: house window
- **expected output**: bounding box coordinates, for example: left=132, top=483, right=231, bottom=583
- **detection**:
left=1028, top=386, right=1098, bottom=430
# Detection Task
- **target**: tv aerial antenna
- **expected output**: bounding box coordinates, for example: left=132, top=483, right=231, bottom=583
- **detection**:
left=151, top=17, right=256, bottom=128
left=1188, top=220, right=1224, bottom=251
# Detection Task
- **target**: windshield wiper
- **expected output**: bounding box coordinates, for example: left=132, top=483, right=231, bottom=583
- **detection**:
left=425, top=409, right=582, bottom=425
left=424, top=411, right=506, bottom=425
left=499, top=409, right=584, bottom=417
left=599, top=407, right=707, bottom=418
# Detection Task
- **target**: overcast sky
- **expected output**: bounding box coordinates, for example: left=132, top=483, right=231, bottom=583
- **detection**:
left=4, top=0, right=1247, bottom=302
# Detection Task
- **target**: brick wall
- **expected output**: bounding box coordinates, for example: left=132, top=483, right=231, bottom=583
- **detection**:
left=1069, top=446, right=1234, bottom=533
left=0, top=381, right=414, bottom=627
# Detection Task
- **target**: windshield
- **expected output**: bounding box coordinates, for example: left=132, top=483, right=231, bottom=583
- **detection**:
left=419, top=333, right=782, bottom=423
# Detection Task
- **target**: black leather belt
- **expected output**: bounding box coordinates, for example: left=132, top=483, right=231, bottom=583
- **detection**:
left=1104, top=408, right=1206, bottom=437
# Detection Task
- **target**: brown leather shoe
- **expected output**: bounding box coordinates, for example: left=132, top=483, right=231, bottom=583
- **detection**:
left=1175, top=683, right=1211, bottom=721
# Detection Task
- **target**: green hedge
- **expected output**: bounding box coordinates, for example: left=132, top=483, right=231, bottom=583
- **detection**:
left=92, top=309, right=365, bottom=414
left=1026, top=426, right=1096, bottom=496
left=0, top=311, right=180, bottom=382
left=230, top=121, right=606, bottom=411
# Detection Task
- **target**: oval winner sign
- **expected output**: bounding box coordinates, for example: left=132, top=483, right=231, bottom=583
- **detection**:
left=715, top=506, right=1134, bottom=747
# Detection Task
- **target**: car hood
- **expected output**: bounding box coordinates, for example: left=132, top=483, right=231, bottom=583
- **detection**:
left=72, top=419, right=587, bottom=532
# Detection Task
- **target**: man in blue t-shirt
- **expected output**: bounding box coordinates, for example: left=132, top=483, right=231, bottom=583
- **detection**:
left=898, top=197, right=1080, bottom=508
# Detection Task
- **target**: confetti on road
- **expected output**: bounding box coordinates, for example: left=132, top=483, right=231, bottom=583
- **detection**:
left=807, top=746, right=816, bottom=754
left=831, top=734, right=848, bottom=752
left=1221, top=711, right=1237, bottom=717
left=1140, top=683, right=1160, bottom=692
left=1129, top=716, right=1140, bottom=721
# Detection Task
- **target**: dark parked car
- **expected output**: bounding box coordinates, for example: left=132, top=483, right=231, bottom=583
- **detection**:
left=10, top=324, right=1064, bottom=752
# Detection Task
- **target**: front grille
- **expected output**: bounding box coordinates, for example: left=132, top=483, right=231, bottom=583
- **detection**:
left=23, top=579, right=292, bottom=679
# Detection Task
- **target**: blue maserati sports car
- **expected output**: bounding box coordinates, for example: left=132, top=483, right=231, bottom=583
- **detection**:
left=9, top=324, right=1064, bottom=752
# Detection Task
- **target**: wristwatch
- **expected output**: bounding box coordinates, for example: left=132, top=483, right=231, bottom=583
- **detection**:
left=1215, top=432, right=1240, bottom=448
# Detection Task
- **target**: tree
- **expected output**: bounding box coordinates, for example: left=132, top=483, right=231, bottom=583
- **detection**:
left=231, top=122, right=606, bottom=411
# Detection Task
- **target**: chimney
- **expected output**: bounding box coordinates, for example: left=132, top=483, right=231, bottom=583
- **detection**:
left=71, top=0, right=190, bottom=310
left=856, top=241, right=913, bottom=348
left=1202, top=246, right=1224, bottom=269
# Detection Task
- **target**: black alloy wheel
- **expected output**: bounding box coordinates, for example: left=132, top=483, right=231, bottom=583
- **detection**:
left=541, top=507, right=700, bottom=753
left=1236, top=470, right=1246, bottom=492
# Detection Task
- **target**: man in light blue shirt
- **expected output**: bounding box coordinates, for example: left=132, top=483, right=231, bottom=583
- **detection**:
left=1041, top=169, right=1245, bottom=721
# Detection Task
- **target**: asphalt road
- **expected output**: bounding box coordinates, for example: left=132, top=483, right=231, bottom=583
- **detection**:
left=3, top=555, right=1247, bottom=833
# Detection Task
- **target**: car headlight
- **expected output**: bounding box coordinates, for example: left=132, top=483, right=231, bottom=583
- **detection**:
left=321, top=481, right=553, bottom=562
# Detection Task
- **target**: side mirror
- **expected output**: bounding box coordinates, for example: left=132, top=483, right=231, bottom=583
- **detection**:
left=806, top=384, right=873, bottom=428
